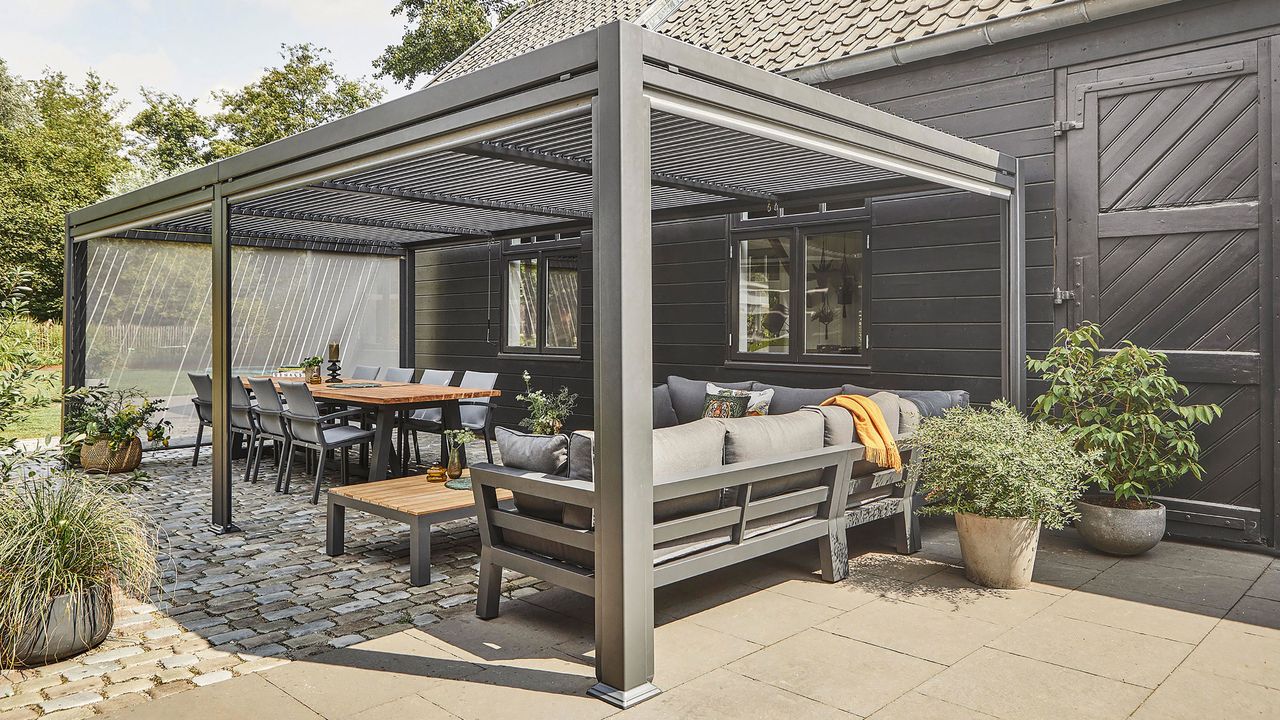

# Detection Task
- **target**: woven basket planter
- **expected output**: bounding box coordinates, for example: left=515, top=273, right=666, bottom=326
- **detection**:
left=80, top=437, right=142, bottom=474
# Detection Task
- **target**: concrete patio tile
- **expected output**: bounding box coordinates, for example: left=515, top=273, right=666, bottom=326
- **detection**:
left=1221, top=596, right=1280, bottom=638
left=918, top=647, right=1148, bottom=720
left=1246, top=566, right=1280, bottom=602
left=652, top=619, right=761, bottom=690
left=682, top=587, right=842, bottom=646
left=1183, top=624, right=1280, bottom=690
left=1032, top=530, right=1121, bottom=572
left=349, top=694, right=460, bottom=720
left=1130, top=666, right=1280, bottom=719
left=410, top=599, right=593, bottom=663
left=1082, top=560, right=1255, bottom=611
left=258, top=630, right=483, bottom=718
left=728, top=628, right=943, bottom=716
left=764, top=570, right=908, bottom=612
left=654, top=573, right=762, bottom=623
left=986, top=612, right=1192, bottom=688
left=1042, top=587, right=1222, bottom=644
left=519, top=586, right=595, bottom=625
left=866, top=691, right=998, bottom=719
left=1026, top=557, right=1100, bottom=595
left=417, top=654, right=612, bottom=720
left=99, top=674, right=320, bottom=720
left=617, top=668, right=850, bottom=720
left=1128, top=540, right=1272, bottom=582
left=881, top=568, right=1060, bottom=626
left=819, top=598, right=1005, bottom=665
left=847, top=551, right=952, bottom=583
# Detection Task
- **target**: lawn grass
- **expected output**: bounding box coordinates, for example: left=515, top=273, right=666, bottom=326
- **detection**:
left=1, top=369, right=63, bottom=441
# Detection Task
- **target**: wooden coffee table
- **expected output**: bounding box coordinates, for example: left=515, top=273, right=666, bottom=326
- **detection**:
left=326, top=475, right=513, bottom=586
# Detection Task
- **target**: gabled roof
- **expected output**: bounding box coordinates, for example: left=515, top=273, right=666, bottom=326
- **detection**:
left=435, top=0, right=1182, bottom=84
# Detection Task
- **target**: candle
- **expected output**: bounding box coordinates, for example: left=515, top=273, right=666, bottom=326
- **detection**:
left=327, top=342, right=340, bottom=361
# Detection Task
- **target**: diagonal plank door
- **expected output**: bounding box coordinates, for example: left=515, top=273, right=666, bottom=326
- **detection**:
left=1063, top=40, right=1271, bottom=546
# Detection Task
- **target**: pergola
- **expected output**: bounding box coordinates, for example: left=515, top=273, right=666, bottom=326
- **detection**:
left=64, top=22, right=1025, bottom=706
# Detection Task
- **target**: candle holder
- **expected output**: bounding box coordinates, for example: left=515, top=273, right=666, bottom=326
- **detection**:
left=326, top=360, right=342, bottom=383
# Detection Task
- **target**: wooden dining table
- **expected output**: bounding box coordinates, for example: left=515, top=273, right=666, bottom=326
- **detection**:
left=247, top=376, right=501, bottom=482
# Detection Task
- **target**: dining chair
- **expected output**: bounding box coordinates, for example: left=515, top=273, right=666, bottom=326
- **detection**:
left=230, top=377, right=259, bottom=485
left=400, top=370, right=498, bottom=467
left=377, top=367, right=415, bottom=382
left=248, top=378, right=291, bottom=489
left=399, top=368, right=454, bottom=471
left=278, top=381, right=376, bottom=504
left=350, top=365, right=380, bottom=380
left=188, top=372, right=213, bottom=467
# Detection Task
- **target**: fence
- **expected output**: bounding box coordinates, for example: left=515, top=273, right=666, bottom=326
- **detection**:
left=10, top=317, right=63, bottom=366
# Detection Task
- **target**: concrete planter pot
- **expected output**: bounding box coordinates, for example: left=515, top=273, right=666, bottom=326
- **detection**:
left=11, top=586, right=114, bottom=667
left=955, top=512, right=1040, bottom=589
left=1075, top=497, right=1165, bottom=556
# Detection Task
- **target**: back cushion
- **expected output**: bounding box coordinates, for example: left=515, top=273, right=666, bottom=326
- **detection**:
left=867, top=392, right=901, bottom=438
left=756, top=384, right=843, bottom=415
left=667, top=375, right=753, bottom=424
left=809, top=405, right=855, bottom=446
left=653, top=384, right=679, bottom=429
left=721, top=410, right=825, bottom=499
left=496, top=427, right=573, bottom=527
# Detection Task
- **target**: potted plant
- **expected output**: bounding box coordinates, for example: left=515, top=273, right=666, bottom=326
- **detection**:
left=66, top=388, right=171, bottom=474
left=0, top=475, right=158, bottom=666
left=1028, top=323, right=1221, bottom=555
left=299, top=355, right=323, bottom=384
left=910, top=402, right=1096, bottom=589
left=516, top=370, right=579, bottom=435
left=443, top=429, right=477, bottom=480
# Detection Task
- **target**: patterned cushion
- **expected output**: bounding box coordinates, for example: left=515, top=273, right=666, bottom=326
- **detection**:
left=702, top=391, right=748, bottom=419
left=668, top=375, right=753, bottom=424
left=707, top=383, right=773, bottom=416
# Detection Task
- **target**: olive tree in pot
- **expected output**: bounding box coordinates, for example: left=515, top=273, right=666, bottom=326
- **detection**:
left=1028, top=323, right=1221, bottom=555
left=911, top=402, right=1096, bottom=589
left=0, top=475, right=158, bottom=667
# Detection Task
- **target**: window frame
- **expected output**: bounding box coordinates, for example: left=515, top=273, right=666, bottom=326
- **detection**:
left=728, top=219, right=872, bottom=368
left=500, top=236, right=582, bottom=357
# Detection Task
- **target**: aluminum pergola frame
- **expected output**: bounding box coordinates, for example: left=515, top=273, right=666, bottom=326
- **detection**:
left=64, top=21, right=1025, bottom=707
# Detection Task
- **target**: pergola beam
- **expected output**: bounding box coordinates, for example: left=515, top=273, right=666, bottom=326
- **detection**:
left=462, top=141, right=780, bottom=203
left=311, top=180, right=591, bottom=220
left=145, top=223, right=408, bottom=252
left=230, top=206, right=490, bottom=238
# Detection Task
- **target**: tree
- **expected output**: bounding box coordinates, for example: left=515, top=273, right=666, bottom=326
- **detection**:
left=210, top=44, right=385, bottom=158
left=126, top=89, right=214, bottom=176
left=0, top=69, right=128, bottom=320
left=375, top=0, right=522, bottom=88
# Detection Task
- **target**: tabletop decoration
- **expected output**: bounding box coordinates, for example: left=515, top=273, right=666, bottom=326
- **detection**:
left=326, top=342, right=342, bottom=383
left=299, top=356, right=323, bottom=384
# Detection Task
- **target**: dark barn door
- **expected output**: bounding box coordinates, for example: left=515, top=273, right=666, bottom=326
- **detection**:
left=1062, top=40, right=1273, bottom=546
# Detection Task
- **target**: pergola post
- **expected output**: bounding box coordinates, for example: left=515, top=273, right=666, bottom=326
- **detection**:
left=210, top=184, right=238, bottom=533
left=1000, top=159, right=1027, bottom=409
left=61, top=219, right=87, bottom=401
left=588, top=21, right=659, bottom=709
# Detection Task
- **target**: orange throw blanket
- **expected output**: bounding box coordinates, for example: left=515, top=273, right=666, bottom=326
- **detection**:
left=820, top=395, right=902, bottom=470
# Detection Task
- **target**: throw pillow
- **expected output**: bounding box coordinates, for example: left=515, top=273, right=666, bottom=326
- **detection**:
left=495, top=427, right=568, bottom=475
left=707, top=382, right=774, bottom=416
left=702, top=392, right=748, bottom=419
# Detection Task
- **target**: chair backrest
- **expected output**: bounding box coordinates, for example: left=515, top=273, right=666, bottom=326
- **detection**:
left=378, top=367, right=415, bottom=383
left=248, top=378, right=287, bottom=436
left=351, top=365, right=380, bottom=380
left=229, top=377, right=255, bottom=432
left=459, top=371, right=499, bottom=427
left=188, top=372, right=213, bottom=423
left=278, top=381, right=324, bottom=444
left=417, top=368, right=453, bottom=386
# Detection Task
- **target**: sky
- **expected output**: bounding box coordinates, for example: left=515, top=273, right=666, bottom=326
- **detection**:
left=0, top=0, right=414, bottom=118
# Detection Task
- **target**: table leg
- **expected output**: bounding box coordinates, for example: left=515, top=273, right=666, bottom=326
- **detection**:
left=369, top=407, right=398, bottom=481
left=326, top=501, right=345, bottom=557
left=409, top=517, right=431, bottom=587
left=441, top=401, right=463, bottom=468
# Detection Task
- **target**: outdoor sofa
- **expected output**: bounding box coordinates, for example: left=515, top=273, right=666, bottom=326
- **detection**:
left=469, top=377, right=968, bottom=617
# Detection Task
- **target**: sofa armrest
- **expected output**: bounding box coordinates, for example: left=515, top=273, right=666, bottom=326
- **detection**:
left=469, top=462, right=597, bottom=507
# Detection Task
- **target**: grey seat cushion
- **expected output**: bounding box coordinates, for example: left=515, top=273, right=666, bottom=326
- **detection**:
left=667, top=375, right=753, bottom=424
left=720, top=410, right=827, bottom=538
left=755, top=383, right=842, bottom=415
left=320, top=424, right=375, bottom=445
left=653, top=384, right=679, bottom=429
left=496, top=427, right=567, bottom=475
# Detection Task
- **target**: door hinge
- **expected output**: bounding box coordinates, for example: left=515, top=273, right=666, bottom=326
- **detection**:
left=1052, top=286, right=1077, bottom=305
left=1053, top=120, right=1083, bottom=136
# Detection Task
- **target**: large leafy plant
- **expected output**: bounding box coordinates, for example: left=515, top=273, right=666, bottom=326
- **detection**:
left=517, top=370, right=578, bottom=435
left=911, top=402, right=1096, bottom=529
left=1027, top=322, right=1221, bottom=505
left=66, top=388, right=171, bottom=453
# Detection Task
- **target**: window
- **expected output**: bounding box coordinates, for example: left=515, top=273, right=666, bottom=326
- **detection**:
left=503, top=236, right=580, bottom=355
left=732, top=224, right=868, bottom=364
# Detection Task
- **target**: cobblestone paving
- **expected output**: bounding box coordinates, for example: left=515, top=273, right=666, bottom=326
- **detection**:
left=0, top=442, right=545, bottom=719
